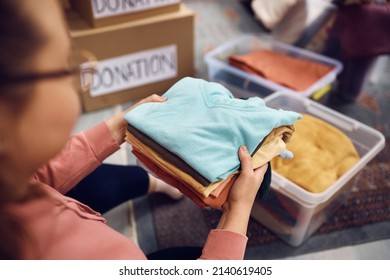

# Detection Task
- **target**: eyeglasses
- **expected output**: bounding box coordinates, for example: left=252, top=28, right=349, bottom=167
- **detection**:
left=0, top=48, right=98, bottom=92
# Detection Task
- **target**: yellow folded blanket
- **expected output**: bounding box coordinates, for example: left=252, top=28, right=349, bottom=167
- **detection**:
left=271, top=114, right=360, bottom=193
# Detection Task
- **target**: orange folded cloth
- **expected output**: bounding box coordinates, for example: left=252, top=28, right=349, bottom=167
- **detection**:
left=271, top=114, right=360, bottom=193
left=229, top=49, right=334, bottom=91
left=132, top=146, right=235, bottom=209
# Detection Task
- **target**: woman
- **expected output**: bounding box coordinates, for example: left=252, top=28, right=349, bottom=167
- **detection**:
left=0, top=0, right=267, bottom=259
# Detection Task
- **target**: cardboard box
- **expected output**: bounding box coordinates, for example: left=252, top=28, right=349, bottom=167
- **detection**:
left=250, top=92, right=385, bottom=246
left=70, top=0, right=181, bottom=27
left=67, top=4, right=194, bottom=112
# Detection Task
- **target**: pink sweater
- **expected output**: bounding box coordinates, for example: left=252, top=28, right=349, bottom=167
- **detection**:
left=9, top=122, right=247, bottom=259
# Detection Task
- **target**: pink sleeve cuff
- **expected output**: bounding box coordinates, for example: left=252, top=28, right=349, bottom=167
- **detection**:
left=84, top=122, right=120, bottom=163
left=199, top=229, right=248, bottom=260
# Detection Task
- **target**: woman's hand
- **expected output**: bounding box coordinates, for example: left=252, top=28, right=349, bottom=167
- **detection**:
left=104, top=94, right=166, bottom=145
left=217, top=146, right=268, bottom=236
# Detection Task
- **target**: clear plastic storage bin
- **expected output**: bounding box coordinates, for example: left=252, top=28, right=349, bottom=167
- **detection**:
left=204, top=34, right=343, bottom=98
left=250, top=92, right=385, bottom=246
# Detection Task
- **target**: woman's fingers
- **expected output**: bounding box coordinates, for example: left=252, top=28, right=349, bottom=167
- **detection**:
left=238, top=146, right=253, bottom=176
left=126, top=94, right=167, bottom=113
left=254, top=163, right=268, bottom=177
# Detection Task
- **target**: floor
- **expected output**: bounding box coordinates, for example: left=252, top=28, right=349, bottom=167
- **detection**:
left=72, top=0, right=390, bottom=259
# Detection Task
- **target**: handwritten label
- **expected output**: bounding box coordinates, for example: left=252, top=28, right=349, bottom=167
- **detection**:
left=89, top=45, right=177, bottom=97
left=91, top=0, right=180, bottom=19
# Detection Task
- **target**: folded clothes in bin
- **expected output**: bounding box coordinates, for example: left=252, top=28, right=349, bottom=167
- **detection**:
left=271, top=113, right=360, bottom=193
left=229, top=49, right=334, bottom=91
left=250, top=92, right=384, bottom=246
left=124, top=77, right=302, bottom=208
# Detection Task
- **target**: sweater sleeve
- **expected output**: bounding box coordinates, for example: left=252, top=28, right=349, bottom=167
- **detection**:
left=33, top=122, right=120, bottom=194
left=199, top=229, right=248, bottom=260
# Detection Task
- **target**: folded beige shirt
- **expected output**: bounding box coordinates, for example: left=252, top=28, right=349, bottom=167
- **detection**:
left=251, top=0, right=300, bottom=30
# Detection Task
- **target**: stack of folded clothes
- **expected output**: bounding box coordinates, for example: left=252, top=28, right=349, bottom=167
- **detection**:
left=124, top=77, right=302, bottom=208
left=229, top=49, right=334, bottom=91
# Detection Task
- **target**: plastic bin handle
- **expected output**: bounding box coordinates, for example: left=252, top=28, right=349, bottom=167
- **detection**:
left=305, top=100, right=359, bottom=132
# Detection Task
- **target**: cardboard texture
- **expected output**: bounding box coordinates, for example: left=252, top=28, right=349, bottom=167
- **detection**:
left=67, top=4, right=194, bottom=112
left=70, top=0, right=181, bottom=27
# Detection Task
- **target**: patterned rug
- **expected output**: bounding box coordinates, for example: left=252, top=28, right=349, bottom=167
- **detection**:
left=134, top=0, right=390, bottom=258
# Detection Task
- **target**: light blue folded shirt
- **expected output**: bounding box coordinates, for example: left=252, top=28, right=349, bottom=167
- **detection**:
left=124, top=77, right=301, bottom=182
